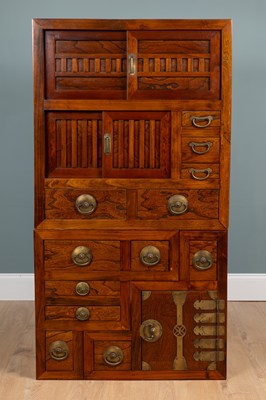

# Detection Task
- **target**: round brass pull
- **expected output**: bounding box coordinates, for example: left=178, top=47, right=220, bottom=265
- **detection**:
left=103, top=346, right=124, bottom=366
left=193, top=250, right=213, bottom=270
left=189, top=141, right=213, bottom=154
left=190, top=115, right=213, bottom=128
left=140, top=246, right=161, bottom=266
left=75, top=194, right=97, bottom=215
left=71, top=246, right=92, bottom=266
left=140, top=319, right=163, bottom=342
left=189, top=167, right=212, bottom=180
left=75, top=282, right=90, bottom=296
left=76, top=307, right=90, bottom=321
left=168, top=195, right=188, bottom=215
left=48, top=340, right=69, bottom=361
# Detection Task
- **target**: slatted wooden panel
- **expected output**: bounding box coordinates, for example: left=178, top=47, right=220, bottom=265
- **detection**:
left=46, top=112, right=102, bottom=177
left=128, top=31, right=220, bottom=100
left=103, top=111, right=170, bottom=178
left=46, top=31, right=127, bottom=99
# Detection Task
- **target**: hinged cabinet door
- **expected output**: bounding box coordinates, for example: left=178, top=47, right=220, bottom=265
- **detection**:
left=103, top=111, right=171, bottom=178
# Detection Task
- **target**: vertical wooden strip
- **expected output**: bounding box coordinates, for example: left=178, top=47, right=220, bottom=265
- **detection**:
left=127, top=32, right=138, bottom=99
left=71, top=120, right=77, bottom=168
left=72, top=58, right=78, bottom=73
left=106, top=58, right=111, bottom=73
left=84, top=334, right=94, bottom=377
left=120, top=241, right=131, bottom=271
left=92, top=119, right=98, bottom=168
left=83, top=58, right=89, bottom=72
left=113, top=120, right=118, bottom=168
left=95, top=58, right=100, bottom=73
left=61, top=58, right=66, bottom=72
left=129, top=120, right=135, bottom=168
left=144, top=120, right=150, bottom=168
left=171, top=111, right=180, bottom=179
left=60, top=120, right=67, bottom=167
left=87, top=120, right=92, bottom=168
left=177, top=58, right=182, bottom=72
left=155, top=120, right=160, bottom=169
left=56, top=120, right=61, bottom=168
left=139, top=120, right=145, bottom=168
left=149, top=120, right=155, bottom=168
left=81, top=120, right=87, bottom=167
left=143, top=58, right=149, bottom=73
left=134, top=120, right=139, bottom=168
left=166, top=58, right=171, bottom=72
left=66, top=120, right=72, bottom=168
left=155, top=58, right=160, bottom=72
left=77, top=120, right=82, bottom=168
left=199, top=58, right=205, bottom=72
left=118, top=120, right=124, bottom=168
left=131, top=283, right=142, bottom=370
left=116, top=58, right=121, bottom=72
left=187, top=58, right=192, bottom=72
left=120, top=282, right=131, bottom=330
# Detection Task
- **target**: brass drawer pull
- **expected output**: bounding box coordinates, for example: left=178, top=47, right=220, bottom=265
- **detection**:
left=103, top=346, right=124, bottom=366
left=140, top=246, right=161, bottom=266
left=140, top=319, right=163, bottom=342
left=129, top=54, right=136, bottom=75
left=71, top=246, right=92, bottom=266
left=168, top=195, right=188, bottom=215
left=49, top=340, right=69, bottom=361
left=189, top=141, right=213, bottom=154
left=193, top=250, right=213, bottom=270
left=190, top=115, right=213, bottom=128
left=104, top=133, right=111, bottom=155
left=189, top=167, right=212, bottom=180
left=75, top=194, right=97, bottom=215
left=76, top=307, right=90, bottom=321
left=75, top=282, right=90, bottom=296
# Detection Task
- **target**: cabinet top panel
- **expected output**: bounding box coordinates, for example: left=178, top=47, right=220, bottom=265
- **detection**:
left=33, top=19, right=231, bottom=31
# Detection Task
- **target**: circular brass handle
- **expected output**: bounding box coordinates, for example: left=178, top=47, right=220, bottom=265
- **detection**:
left=189, top=141, right=213, bottom=154
left=190, top=115, right=213, bottom=128
left=48, top=340, right=69, bottom=361
left=189, top=168, right=212, bottom=180
left=140, top=246, right=161, bottom=266
left=75, top=194, right=97, bottom=215
left=192, top=250, right=213, bottom=270
left=71, top=246, right=92, bottom=266
left=168, top=195, right=188, bottom=215
left=103, top=346, right=124, bottom=366
left=75, top=282, right=90, bottom=296
left=140, top=319, right=163, bottom=342
left=76, top=307, right=90, bottom=321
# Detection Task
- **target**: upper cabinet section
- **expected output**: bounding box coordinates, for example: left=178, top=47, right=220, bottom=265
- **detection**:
left=45, top=29, right=221, bottom=100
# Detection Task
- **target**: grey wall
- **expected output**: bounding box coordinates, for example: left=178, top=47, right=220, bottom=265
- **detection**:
left=0, top=0, right=265, bottom=273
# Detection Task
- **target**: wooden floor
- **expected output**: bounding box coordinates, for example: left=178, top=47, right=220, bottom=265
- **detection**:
left=0, top=302, right=265, bottom=400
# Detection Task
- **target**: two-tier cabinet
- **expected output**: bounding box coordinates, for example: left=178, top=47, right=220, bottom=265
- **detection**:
left=33, top=19, right=232, bottom=380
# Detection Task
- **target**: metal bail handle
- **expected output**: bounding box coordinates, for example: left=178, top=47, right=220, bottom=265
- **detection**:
left=49, top=340, right=69, bottom=361
left=103, top=346, right=124, bottom=366
left=75, top=194, right=97, bottom=215
left=140, top=246, right=161, bottom=266
left=190, top=115, right=213, bottom=128
left=193, top=250, right=213, bottom=270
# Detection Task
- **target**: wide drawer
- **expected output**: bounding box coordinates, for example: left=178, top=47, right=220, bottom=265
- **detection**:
left=45, top=189, right=127, bottom=219
left=45, top=280, right=120, bottom=304
left=181, top=137, right=220, bottom=163
left=182, top=111, right=220, bottom=129
left=44, top=240, right=121, bottom=272
left=137, top=189, right=219, bottom=220
left=45, top=305, right=121, bottom=322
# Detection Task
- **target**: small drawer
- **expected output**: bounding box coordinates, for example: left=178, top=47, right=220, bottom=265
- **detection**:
left=182, top=111, right=220, bottom=128
left=180, top=231, right=227, bottom=281
left=44, top=240, right=121, bottom=273
left=181, top=137, right=220, bottom=163
left=131, top=241, right=169, bottom=272
left=45, top=189, right=126, bottom=219
left=45, top=305, right=120, bottom=322
left=137, top=189, right=219, bottom=220
left=181, top=164, right=220, bottom=180
left=45, top=280, right=120, bottom=304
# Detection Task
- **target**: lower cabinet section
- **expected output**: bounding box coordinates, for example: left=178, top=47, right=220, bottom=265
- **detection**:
left=38, top=287, right=226, bottom=380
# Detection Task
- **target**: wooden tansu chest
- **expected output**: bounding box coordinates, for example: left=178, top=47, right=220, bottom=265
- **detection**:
left=33, top=19, right=231, bottom=380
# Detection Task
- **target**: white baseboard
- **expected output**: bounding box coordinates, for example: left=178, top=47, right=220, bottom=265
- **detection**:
left=0, top=273, right=265, bottom=301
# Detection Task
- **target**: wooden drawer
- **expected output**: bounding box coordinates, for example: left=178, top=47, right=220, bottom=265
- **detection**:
left=45, top=189, right=126, bottom=219
left=44, top=240, right=121, bottom=273
left=131, top=240, right=170, bottom=272
left=182, top=111, right=221, bottom=129
left=44, top=330, right=83, bottom=378
left=45, top=305, right=120, bottom=322
left=181, top=164, right=220, bottom=181
left=181, top=137, right=220, bottom=163
left=137, top=189, right=219, bottom=220
left=180, top=231, right=227, bottom=281
left=45, top=280, right=120, bottom=304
